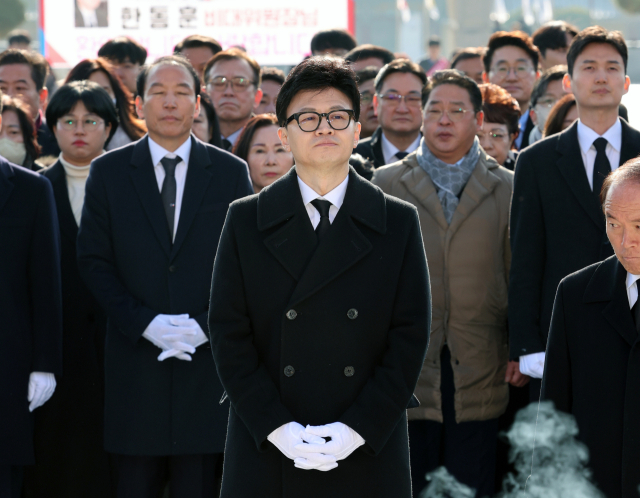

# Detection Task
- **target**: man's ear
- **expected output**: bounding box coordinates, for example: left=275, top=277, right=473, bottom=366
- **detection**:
left=193, top=95, right=201, bottom=119
left=475, top=110, right=484, bottom=130
left=624, top=75, right=631, bottom=94
left=482, top=72, right=489, bottom=84
left=562, top=73, right=572, bottom=94
left=253, top=88, right=263, bottom=110
left=135, top=95, right=145, bottom=120
left=373, top=94, right=380, bottom=117
left=353, top=121, right=361, bottom=148
left=38, top=87, right=48, bottom=111
left=530, top=108, right=538, bottom=126
left=277, top=126, right=290, bottom=150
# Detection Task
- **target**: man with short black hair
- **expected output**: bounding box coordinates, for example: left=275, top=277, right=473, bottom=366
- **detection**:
left=354, top=59, right=426, bottom=167
left=98, top=37, right=147, bottom=95
left=174, top=35, right=222, bottom=81
left=0, top=49, right=59, bottom=156
left=509, top=27, right=640, bottom=403
left=310, top=29, right=357, bottom=56
left=532, top=21, right=578, bottom=70
left=256, top=67, right=285, bottom=115
left=208, top=55, right=430, bottom=498
left=450, top=47, right=485, bottom=84
left=355, top=67, right=380, bottom=139
left=419, top=36, right=449, bottom=76
left=77, top=55, right=253, bottom=497
left=7, top=30, right=31, bottom=50
left=528, top=65, right=569, bottom=144
left=204, top=49, right=263, bottom=150
left=344, top=44, right=395, bottom=71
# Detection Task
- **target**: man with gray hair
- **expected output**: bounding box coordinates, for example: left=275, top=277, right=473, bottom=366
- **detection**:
left=542, top=158, right=640, bottom=497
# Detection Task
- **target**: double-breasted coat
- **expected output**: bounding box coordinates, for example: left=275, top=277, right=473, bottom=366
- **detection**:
left=0, top=158, right=62, bottom=466
left=542, top=255, right=640, bottom=497
left=77, top=135, right=253, bottom=455
left=208, top=167, right=431, bottom=498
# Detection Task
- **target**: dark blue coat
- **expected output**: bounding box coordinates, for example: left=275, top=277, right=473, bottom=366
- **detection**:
left=77, top=135, right=253, bottom=455
left=0, top=158, right=62, bottom=465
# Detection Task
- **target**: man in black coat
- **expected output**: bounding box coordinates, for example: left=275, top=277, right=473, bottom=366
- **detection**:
left=77, top=56, right=253, bottom=497
left=0, top=149, right=62, bottom=497
left=541, top=158, right=640, bottom=497
left=208, top=57, right=431, bottom=498
left=509, top=27, right=640, bottom=400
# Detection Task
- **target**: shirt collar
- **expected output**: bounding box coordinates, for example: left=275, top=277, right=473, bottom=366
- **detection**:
left=148, top=135, right=192, bottom=168
left=223, top=127, right=244, bottom=146
left=380, top=132, right=421, bottom=161
left=627, top=272, right=640, bottom=291
left=297, top=172, right=349, bottom=209
left=577, top=118, right=622, bottom=155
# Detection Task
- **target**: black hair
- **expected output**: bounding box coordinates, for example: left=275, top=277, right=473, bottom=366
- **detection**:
left=137, top=55, right=201, bottom=99
left=423, top=69, right=483, bottom=113
left=0, top=49, right=48, bottom=91
left=533, top=21, right=578, bottom=57
left=98, top=37, right=147, bottom=65
left=355, top=67, right=380, bottom=86
left=428, top=36, right=441, bottom=47
left=530, top=65, right=567, bottom=107
left=260, top=67, right=286, bottom=86
left=310, top=29, right=357, bottom=54
left=174, top=35, right=222, bottom=56
left=45, top=80, right=119, bottom=144
left=197, top=92, right=223, bottom=148
left=484, top=31, right=540, bottom=73
left=374, top=59, right=427, bottom=94
left=8, top=30, right=31, bottom=46
left=275, top=56, right=360, bottom=126
left=566, top=26, right=628, bottom=77
left=451, top=47, right=485, bottom=70
left=344, top=44, right=395, bottom=66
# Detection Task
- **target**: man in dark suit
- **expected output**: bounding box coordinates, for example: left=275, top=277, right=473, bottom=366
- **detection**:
left=354, top=59, right=425, bottom=168
left=208, top=57, right=431, bottom=497
left=0, top=96, right=63, bottom=497
left=541, top=158, right=640, bottom=497
left=509, top=26, right=640, bottom=401
left=77, top=55, right=253, bottom=497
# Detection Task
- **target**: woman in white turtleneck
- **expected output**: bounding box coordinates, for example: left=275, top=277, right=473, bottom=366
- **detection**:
left=23, top=81, right=119, bottom=497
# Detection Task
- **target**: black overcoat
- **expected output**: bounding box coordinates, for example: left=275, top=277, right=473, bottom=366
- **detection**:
left=542, top=255, right=640, bottom=497
left=208, top=167, right=431, bottom=498
left=508, top=119, right=640, bottom=359
left=353, top=127, right=385, bottom=168
left=0, top=158, right=62, bottom=465
left=23, top=160, right=112, bottom=497
left=77, top=135, right=253, bottom=455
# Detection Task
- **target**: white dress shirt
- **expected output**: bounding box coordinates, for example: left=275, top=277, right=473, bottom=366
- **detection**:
left=297, top=174, right=349, bottom=229
left=59, top=153, right=95, bottom=225
left=381, top=132, right=421, bottom=166
left=627, top=272, right=640, bottom=309
left=149, top=136, right=191, bottom=241
left=577, top=119, right=622, bottom=190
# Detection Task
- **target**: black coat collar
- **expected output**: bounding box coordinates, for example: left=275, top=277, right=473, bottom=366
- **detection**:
left=0, top=158, right=15, bottom=215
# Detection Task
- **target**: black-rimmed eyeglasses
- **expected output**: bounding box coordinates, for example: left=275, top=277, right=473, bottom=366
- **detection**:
left=285, top=110, right=355, bottom=132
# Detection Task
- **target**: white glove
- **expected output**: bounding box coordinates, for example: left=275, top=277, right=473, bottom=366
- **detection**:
left=519, top=352, right=546, bottom=379
left=28, top=372, right=56, bottom=412
left=268, top=422, right=338, bottom=471
left=143, top=314, right=196, bottom=361
left=161, top=316, right=208, bottom=349
left=296, top=422, right=365, bottom=462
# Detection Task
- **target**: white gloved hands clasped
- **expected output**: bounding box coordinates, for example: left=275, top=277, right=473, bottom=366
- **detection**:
left=28, top=372, right=56, bottom=412
left=143, top=314, right=207, bottom=362
left=268, top=422, right=338, bottom=471
left=296, top=422, right=365, bottom=463
left=519, top=352, right=546, bottom=379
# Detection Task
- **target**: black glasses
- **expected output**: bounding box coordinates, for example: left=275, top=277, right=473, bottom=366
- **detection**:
left=285, top=110, right=355, bottom=132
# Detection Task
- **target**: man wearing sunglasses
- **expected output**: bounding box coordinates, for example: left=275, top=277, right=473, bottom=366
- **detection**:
left=208, top=57, right=431, bottom=497
left=204, top=49, right=263, bottom=151
left=354, top=59, right=426, bottom=168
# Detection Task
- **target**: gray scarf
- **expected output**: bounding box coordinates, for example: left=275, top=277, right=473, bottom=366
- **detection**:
left=416, top=137, right=481, bottom=224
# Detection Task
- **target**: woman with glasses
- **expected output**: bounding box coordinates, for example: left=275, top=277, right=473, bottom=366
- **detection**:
left=22, top=80, right=118, bottom=498
left=232, top=113, right=294, bottom=193
left=477, top=83, right=521, bottom=170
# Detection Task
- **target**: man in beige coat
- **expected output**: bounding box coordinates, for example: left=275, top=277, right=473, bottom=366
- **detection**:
left=373, top=70, right=528, bottom=498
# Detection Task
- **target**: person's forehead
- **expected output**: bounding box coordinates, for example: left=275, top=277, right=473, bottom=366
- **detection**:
left=607, top=181, right=640, bottom=210
left=544, top=79, right=565, bottom=97
left=210, top=58, right=253, bottom=77
left=483, top=121, right=508, bottom=130
left=358, top=79, right=375, bottom=91
left=427, top=83, right=472, bottom=105
left=455, top=57, right=483, bottom=71
left=353, top=57, right=384, bottom=69
left=0, top=63, right=35, bottom=85
left=577, top=42, right=624, bottom=63
left=380, top=71, right=424, bottom=91
left=147, top=63, right=193, bottom=86
left=251, top=124, right=279, bottom=143
left=287, top=87, right=352, bottom=113
left=491, top=45, right=534, bottom=65
left=1, top=109, right=20, bottom=123
left=261, top=80, right=282, bottom=94
left=182, top=46, right=215, bottom=60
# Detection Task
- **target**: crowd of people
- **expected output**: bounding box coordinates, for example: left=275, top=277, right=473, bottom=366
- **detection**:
left=0, top=18, right=636, bottom=498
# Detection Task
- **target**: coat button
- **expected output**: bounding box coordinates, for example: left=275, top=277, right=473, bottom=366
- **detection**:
left=284, top=365, right=295, bottom=377
left=168, top=265, right=177, bottom=273
left=286, top=309, right=297, bottom=320
left=347, top=308, right=358, bottom=320
left=344, top=366, right=355, bottom=377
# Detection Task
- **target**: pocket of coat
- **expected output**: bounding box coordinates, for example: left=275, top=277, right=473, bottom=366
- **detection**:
left=219, top=391, right=228, bottom=405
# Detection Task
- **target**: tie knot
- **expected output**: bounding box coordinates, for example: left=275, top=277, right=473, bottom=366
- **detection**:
left=395, top=151, right=409, bottom=160
left=160, top=156, right=181, bottom=176
left=311, top=199, right=332, bottom=218
left=593, top=137, right=608, bottom=153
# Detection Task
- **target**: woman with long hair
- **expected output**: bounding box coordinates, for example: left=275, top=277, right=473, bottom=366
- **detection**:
left=0, top=95, right=41, bottom=169
left=65, top=58, right=146, bottom=149
left=191, top=92, right=223, bottom=148
left=544, top=93, right=578, bottom=138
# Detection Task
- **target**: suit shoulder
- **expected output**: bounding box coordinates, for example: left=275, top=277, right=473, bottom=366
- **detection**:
left=91, top=142, right=136, bottom=172
left=229, top=192, right=259, bottom=217
left=383, top=190, right=419, bottom=220
left=7, top=159, right=50, bottom=188
left=372, top=159, right=411, bottom=189
left=518, top=133, right=559, bottom=160
left=560, top=260, right=602, bottom=290
left=204, top=142, right=248, bottom=169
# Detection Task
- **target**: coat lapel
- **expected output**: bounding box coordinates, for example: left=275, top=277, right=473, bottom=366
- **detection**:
left=129, top=136, right=172, bottom=257
left=47, top=161, right=79, bottom=241
left=555, top=122, right=605, bottom=231
left=170, top=137, right=214, bottom=261
left=0, top=159, right=14, bottom=215
left=399, top=157, right=448, bottom=231
left=370, top=128, right=385, bottom=167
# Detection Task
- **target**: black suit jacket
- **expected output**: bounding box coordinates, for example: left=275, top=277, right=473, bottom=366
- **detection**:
left=208, top=167, right=431, bottom=497
left=354, top=126, right=385, bottom=168
left=518, top=113, right=536, bottom=150
left=542, top=256, right=640, bottom=497
left=77, top=135, right=253, bottom=455
left=508, top=119, right=640, bottom=359
left=0, top=158, right=62, bottom=466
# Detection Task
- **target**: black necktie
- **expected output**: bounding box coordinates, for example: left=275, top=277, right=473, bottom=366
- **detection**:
left=395, top=151, right=409, bottom=160
left=221, top=139, right=233, bottom=152
left=592, top=137, right=611, bottom=198
left=160, top=156, right=181, bottom=238
left=311, top=199, right=332, bottom=241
